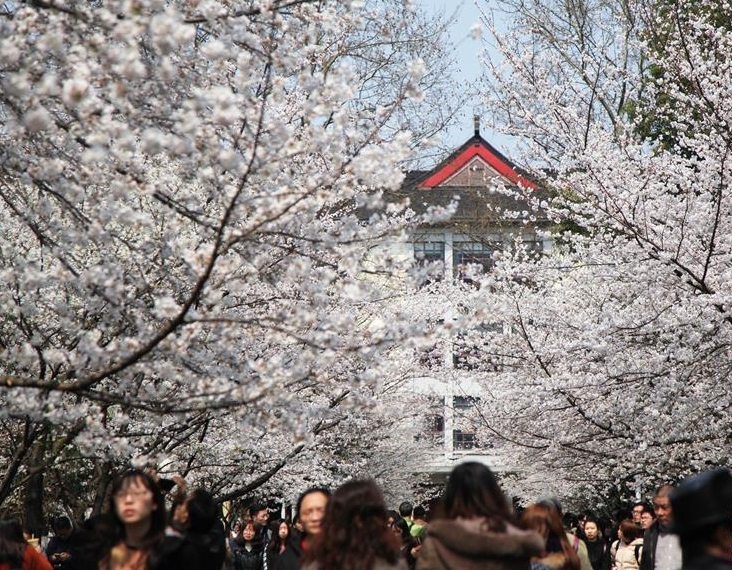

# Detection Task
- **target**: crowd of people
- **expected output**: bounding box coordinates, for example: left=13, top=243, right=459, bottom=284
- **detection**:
left=1, top=463, right=731, bottom=570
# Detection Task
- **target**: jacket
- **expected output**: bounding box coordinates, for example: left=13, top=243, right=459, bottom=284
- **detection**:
left=155, top=535, right=202, bottom=570
left=45, top=535, right=78, bottom=570
left=188, top=527, right=227, bottom=570
left=272, top=537, right=304, bottom=570
left=416, top=518, right=544, bottom=570
left=611, top=539, right=643, bottom=570
left=0, top=545, right=53, bottom=570
left=639, top=523, right=681, bottom=570
left=231, top=545, right=263, bottom=570
left=584, top=538, right=609, bottom=570
left=639, top=524, right=659, bottom=570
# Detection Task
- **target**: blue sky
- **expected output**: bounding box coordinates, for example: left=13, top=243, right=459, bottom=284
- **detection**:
left=415, top=0, right=517, bottom=156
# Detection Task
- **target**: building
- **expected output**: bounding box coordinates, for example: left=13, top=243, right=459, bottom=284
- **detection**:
left=396, top=120, right=552, bottom=482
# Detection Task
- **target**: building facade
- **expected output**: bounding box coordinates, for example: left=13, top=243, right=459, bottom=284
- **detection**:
left=397, top=124, right=552, bottom=481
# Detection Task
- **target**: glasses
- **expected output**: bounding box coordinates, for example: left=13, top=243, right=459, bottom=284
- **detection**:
left=114, top=489, right=152, bottom=500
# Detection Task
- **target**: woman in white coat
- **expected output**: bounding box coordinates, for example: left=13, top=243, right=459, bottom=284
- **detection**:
left=610, top=520, right=643, bottom=570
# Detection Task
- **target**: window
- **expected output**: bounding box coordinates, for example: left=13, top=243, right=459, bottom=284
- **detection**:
left=453, top=240, right=498, bottom=280
left=419, top=413, right=444, bottom=445
left=453, top=396, right=479, bottom=409
left=425, top=414, right=444, bottom=433
left=413, top=241, right=445, bottom=285
left=453, top=430, right=477, bottom=450
left=413, top=241, right=445, bottom=264
left=521, top=240, right=544, bottom=257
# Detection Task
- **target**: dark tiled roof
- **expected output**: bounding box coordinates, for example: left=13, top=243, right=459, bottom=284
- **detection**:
left=386, top=184, right=552, bottom=226
left=358, top=134, right=552, bottom=227
left=396, top=134, right=549, bottom=226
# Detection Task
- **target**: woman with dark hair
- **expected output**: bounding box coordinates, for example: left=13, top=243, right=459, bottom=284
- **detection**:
left=582, top=517, right=608, bottom=570
left=417, top=462, right=544, bottom=570
left=520, top=503, right=581, bottom=570
left=0, top=518, right=52, bottom=570
left=302, top=479, right=404, bottom=570
left=391, top=519, right=419, bottom=570
left=230, top=522, right=263, bottom=570
left=99, top=470, right=199, bottom=570
left=264, top=520, right=289, bottom=570
left=184, top=489, right=227, bottom=570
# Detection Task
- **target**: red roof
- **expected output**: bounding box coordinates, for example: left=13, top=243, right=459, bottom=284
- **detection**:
left=418, top=134, right=538, bottom=190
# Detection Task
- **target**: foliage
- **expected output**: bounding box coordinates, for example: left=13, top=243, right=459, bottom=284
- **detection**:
left=473, top=0, right=732, bottom=504
left=629, top=0, right=732, bottom=152
left=0, top=0, right=458, bottom=516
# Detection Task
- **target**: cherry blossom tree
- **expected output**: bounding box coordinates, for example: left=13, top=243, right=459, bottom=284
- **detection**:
left=467, top=0, right=732, bottom=506
left=0, top=0, right=458, bottom=517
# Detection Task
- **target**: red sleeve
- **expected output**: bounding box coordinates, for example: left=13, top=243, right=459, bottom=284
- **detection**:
left=23, top=545, right=54, bottom=570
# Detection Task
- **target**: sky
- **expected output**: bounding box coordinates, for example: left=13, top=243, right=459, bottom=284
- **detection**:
left=415, top=0, right=518, bottom=157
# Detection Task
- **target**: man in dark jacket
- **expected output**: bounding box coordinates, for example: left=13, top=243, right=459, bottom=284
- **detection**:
left=640, top=485, right=682, bottom=570
left=46, top=516, right=79, bottom=570
left=670, top=468, right=732, bottom=570
left=250, top=502, right=271, bottom=546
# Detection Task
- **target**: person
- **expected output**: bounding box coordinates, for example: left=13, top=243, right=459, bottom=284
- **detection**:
left=669, top=468, right=732, bottom=570
left=157, top=479, right=177, bottom=498
left=398, top=503, right=413, bottom=531
left=576, top=514, right=588, bottom=539
left=168, top=492, right=188, bottom=537
left=70, top=514, right=116, bottom=570
left=291, top=518, right=303, bottom=537
left=231, top=522, right=263, bottom=570
left=409, top=507, right=427, bottom=539
left=639, top=508, right=655, bottom=533
left=250, top=505, right=270, bottom=547
left=540, top=499, right=593, bottom=570
left=600, top=516, right=616, bottom=546
left=181, top=489, right=227, bottom=570
left=0, top=517, right=53, bottom=570
left=417, top=461, right=543, bottom=570
left=391, top=519, right=419, bottom=570
left=387, top=511, right=399, bottom=528
left=583, top=517, right=608, bottom=570
left=263, top=520, right=289, bottom=570
left=631, top=504, right=645, bottom=529
left=99, top=469, right=199, bottom=570
left=230, top=521, right=242, bottom=543
left=564, top=513, right=582, bottom=539
left=639, top=485, right=681, bottom=570
left=610, top=520, right=642, bottom=570
left=46, top=516, right=78, bottom=570
left=521, top=503, right=581, bottom=570
left=273, top=488, right=330, bottom=570
left=301, top=479, right=405, bottom=570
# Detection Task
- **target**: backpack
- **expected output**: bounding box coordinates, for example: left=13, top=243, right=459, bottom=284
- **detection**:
left=633, top=544, right=642, bottom=565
